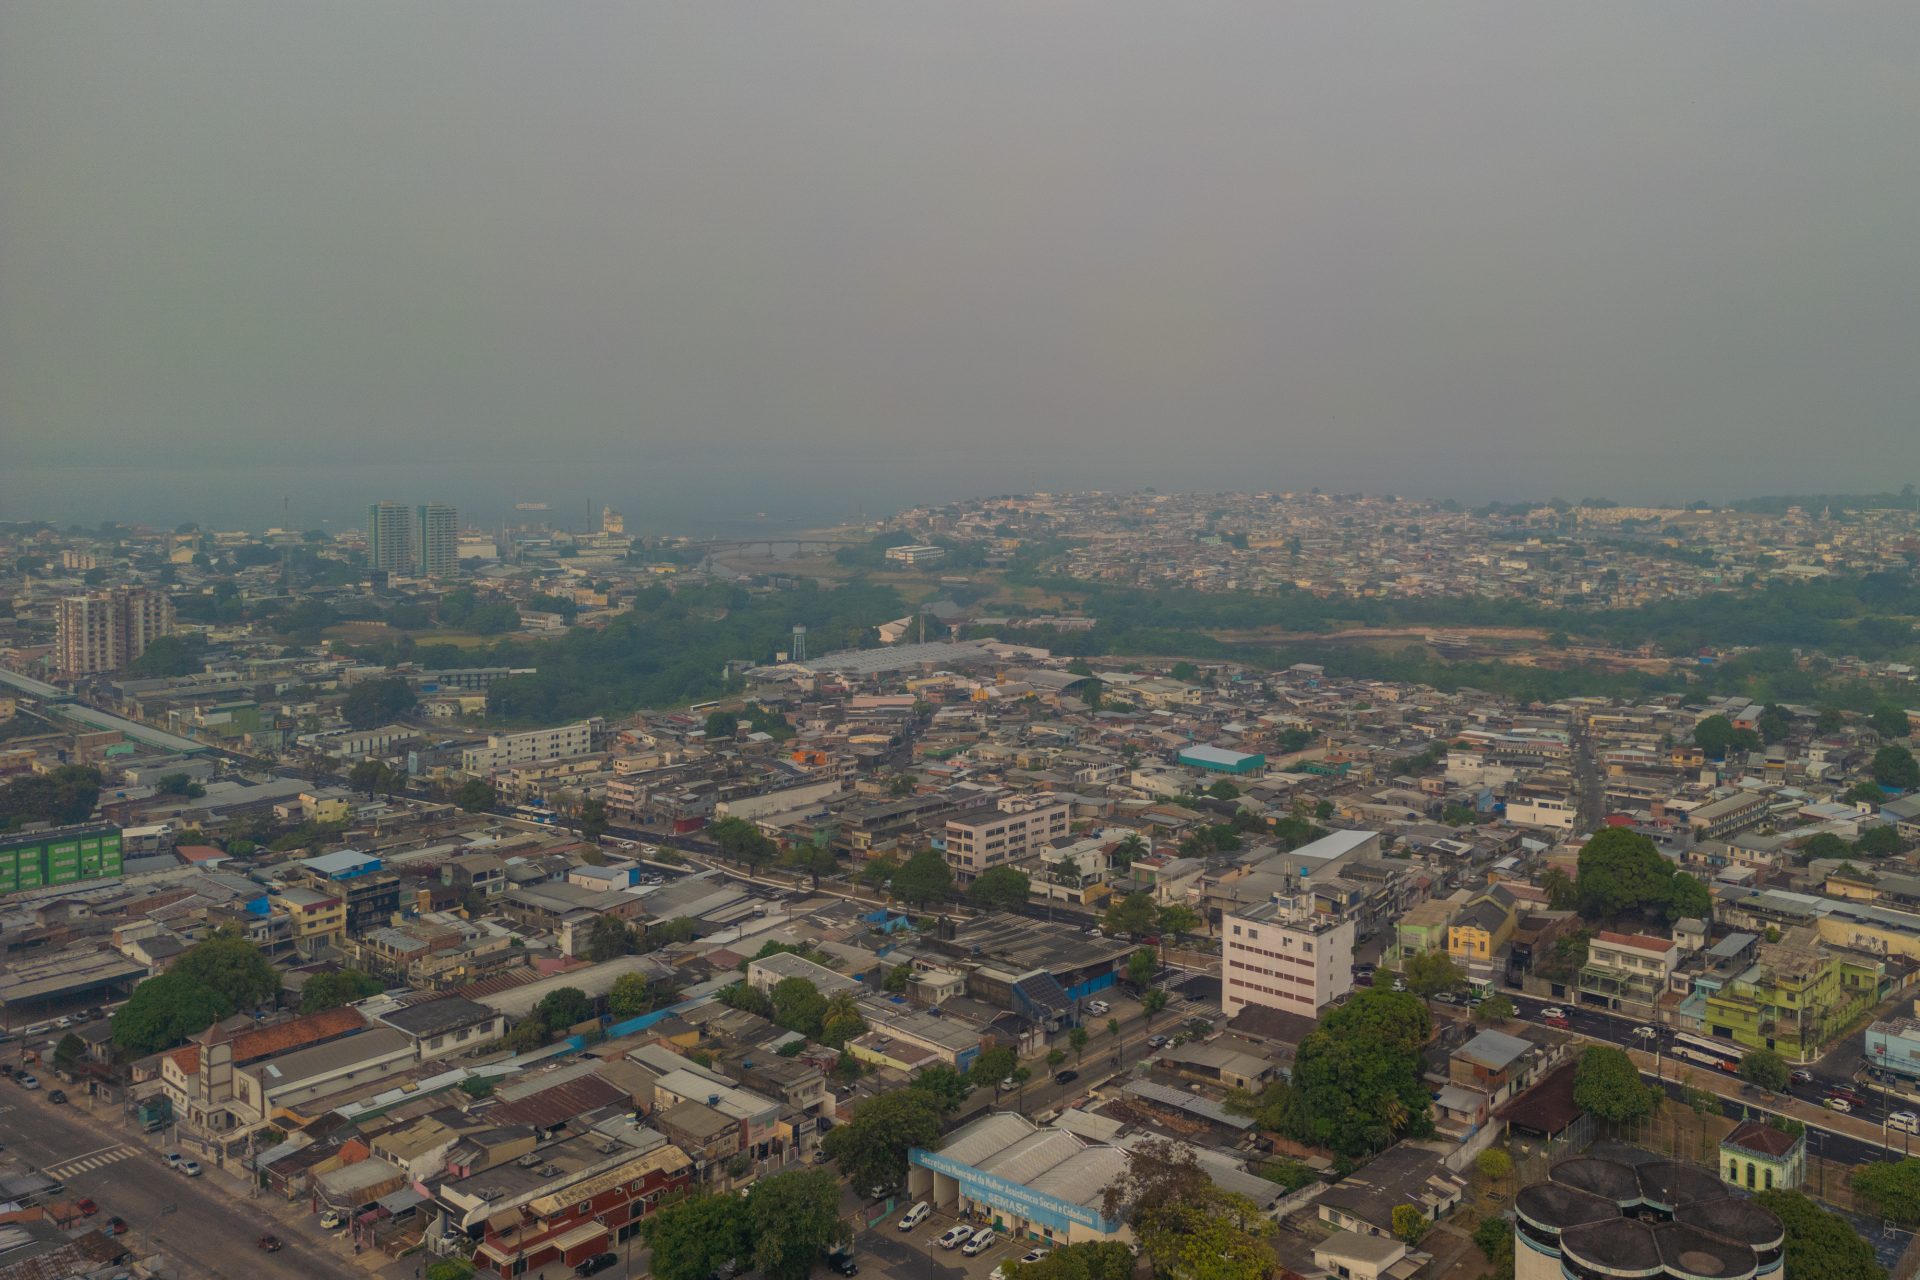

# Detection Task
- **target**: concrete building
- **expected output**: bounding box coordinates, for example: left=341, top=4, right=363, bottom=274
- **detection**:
left=908, top=1112, right=1130, bottom=1248
left=57, top=588, right=173, bottom=676
left=1221, top=897, right=1354, bottom=1019
left=1577, top=932, right=1678, bottom=1019
left=944, top=796, right=1071, bottom=880
left=462, top=719, right=602, bottom=776
left=1720, top=1119, right=1805, bottom=1193
left=884, top=544, right=946, bottom=566
left=414, top=501, right=459, bottom=577
left=1689, top=792, right=1770, bottom=842
left=1513, top=1156, right=1782, bottom=1280
left=366, top=501, right=415, bottom=575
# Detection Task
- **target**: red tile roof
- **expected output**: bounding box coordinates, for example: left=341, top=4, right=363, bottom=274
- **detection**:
left=165, top=1006, right=367, bottom=1075
left=1595, top=931, right=1674, bottom=953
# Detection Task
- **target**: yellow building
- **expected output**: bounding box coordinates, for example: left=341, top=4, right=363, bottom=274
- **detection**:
left=1446, top=889, right=1519, bottom=969
left=272, top=887, right=346, bottom=949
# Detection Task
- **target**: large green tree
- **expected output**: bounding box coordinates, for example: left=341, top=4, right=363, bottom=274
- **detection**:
left=533, top=986, right=592, bottom=1032
left=301, top=969, right=381, bottom=1013
left=1872, top=745, right=1919, bottom=791
left=454, top=779, right=496, bottom=812
left=1755, top=1190, right=1886, bottom=1280
left=769, top=976, right=827, bottom=1037
left=0, top=765, right=101, bottom=829
left=1100, top=1137, right=1273, bottom=1280
left=708, top=816, right=778, bottom=871
left=1403, top=949, right=1464, bottom=997
left=641, top=1192, right=753, bottom=1280
left=111, top=971, right=232, bottom=1057
left=1739, top=1048, right=1790, bottom=1092
left=1871, top=705, right=1913, bottom=740
left=746, top=1170, right=852, bottom=1280
left=584, top=913, right=636, bottom=962
left=609, top=972, right=652, bottom=1019
left=1018, top=1241, right=1137, bottom=1280
left=1575, top=827, right=1679, bottom=920
left=341, top=676, right=416, bottom=730
left=1283, top=988, right=1434, bottom=1158
left=820, top=1090, right=942, bottom=1192
left=892, top=849, right=955, bottom=906
left=1852, top=1160, right=1920, bottom=1227
left=173, top=928, right=281, bottom=1010
left=966, top=865, right=1032, bottom=911
left=1574, top=1045, right=1659, bottom=1125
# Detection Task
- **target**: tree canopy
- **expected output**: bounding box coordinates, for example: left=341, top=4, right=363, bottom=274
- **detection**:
left=1100, top=1137, right=1273, bottom=1280
left=892, top=848, right=955, bottom=906
left=642, top=1192, right=752, bottom=1280
left=1574, top=1045, right=1660, bottom=1125
left=966, top=865, right=1032, bottom=911
left=1280, top=988, right=1434, bottom=1158
left=341, top=676, right=417, bottom=729
left=1739, top=1048, right=1790, bottom=1092
left=0, top=765, right=101, bottom=830
left=1852, top=1160, right=1920, bottom=1227
left=1872, top=745, right=1919, bottom=791
left=820, top=1090, right=942, bottom=1193
left=1575, top=828, right=1701, bottom=921
left=747, top=1170, right=852, bottom=1280
left=1755, top=1190, right=1886, bottom=1280
left=301, top=969, right=381, bottom=1013
left=1103, top=891, right=1158, bottom=938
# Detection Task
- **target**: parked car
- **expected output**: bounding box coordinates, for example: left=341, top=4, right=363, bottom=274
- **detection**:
left=15, top=1074, right=37, bottom=1090
left=1020, top=1249, right=1050, bottom=1265
left=54, top=1017, right=73, bottom=1030
left=104, top=1217, right=128, bottom=1236
left=319, top=1209, right=346, bottom=1229
left=1146, top=1035, right=1167, bottom=1048
left=76, top=1199, right=98, bottom=1217
left=47, top=1089, right=67, bottom=1105
left=1054, top=1070, right=1079, bottom=1085
left=1825, top=1096, right=1854, bottom=1113
left=163, top=1153, right=184, bottom=1169
left=1434, top=993, right=1458, bottom=1005
left=898, top=1201, right=930, bottom=1230
left=179, top=1160, right=202, bottom=1177
left=258, top=1235, right=283, bottom=1252
left=964, top=1228, right=999, bottom=1256
left=997, top=1077, right=1017, bottom=1092
left=1541, top=1007, right=1567, bottom=1020
left=937, top=1225, right=974, bottom=1250
left=1087, top=1001, right=1109, bottom=1016
left=826, top=1249, right=859, bottom=1276
left=574, top=1253, right=618, bottom=1276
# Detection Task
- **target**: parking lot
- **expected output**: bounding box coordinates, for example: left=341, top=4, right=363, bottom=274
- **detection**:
left=847, top=1200, right=1051, bottom=1280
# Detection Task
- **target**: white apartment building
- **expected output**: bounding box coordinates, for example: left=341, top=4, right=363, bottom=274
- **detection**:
left=1575, top=931, right=1677, bottom=1018
left=461, top=718, right=602, bottom=776
left=1221, top=897, right=1355, bottom=1019
left=56, top=588, right=174, bottom=676
left=943, top=796, right=1071, bottom=880
left=1505, top=794, right=1577, bottom=831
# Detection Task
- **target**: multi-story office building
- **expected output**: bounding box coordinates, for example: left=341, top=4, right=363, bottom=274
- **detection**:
left=943, top=796, right=1071, bottom=880
left=1221, top=897, right=1354, bottom=1019
left=366, top=501, right=415, bottom=575
left=414, top=501, right=459, bottom=577
left=57, top=588, right=173, bottom=675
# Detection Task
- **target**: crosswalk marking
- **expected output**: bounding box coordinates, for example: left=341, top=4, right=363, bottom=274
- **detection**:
left=45, top=1146, right=136, bottom=1179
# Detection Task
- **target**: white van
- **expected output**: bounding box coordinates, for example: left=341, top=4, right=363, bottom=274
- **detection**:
left=1891, top=1111, right=1920, bottom=1135
left=898, top=1201, right=931, bottom=1231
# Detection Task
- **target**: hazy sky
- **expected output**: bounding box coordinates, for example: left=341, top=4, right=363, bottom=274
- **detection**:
left=5, top=3, right=1919, bottom=532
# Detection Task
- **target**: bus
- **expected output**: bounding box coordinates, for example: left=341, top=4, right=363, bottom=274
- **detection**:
left=511, top=804, right=555, bottom=826
left=1670, top=1033, right=1740, bottom=1073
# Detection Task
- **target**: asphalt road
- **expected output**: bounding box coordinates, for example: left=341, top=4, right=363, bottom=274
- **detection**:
left=0, top=1085, right=358, bottom=1279
left=1494, top=989, right=1917, bottom=1164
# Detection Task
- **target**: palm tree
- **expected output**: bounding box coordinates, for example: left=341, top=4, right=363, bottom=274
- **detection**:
left=823, top=989, right=861, bottom=1028
left=1114, top=833, right=1147, bottom=863
left=1070, top=1026, right=1090, bottom=1064
left=1107, top=1017, right=1121, bottom=1041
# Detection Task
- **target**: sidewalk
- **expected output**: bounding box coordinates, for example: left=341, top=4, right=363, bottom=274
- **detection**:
left=1626, top=1047, right=1895, bottom=1149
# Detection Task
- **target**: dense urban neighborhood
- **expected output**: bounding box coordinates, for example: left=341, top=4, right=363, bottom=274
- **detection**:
left=2, top=493, right=1919, bottom=1280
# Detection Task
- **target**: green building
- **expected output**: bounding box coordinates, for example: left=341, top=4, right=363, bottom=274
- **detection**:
left=1720, top=1118, right=1805, bottom=1193
left=1702, top=931, right=1843, bottom=1059
left=0, top=823, right=123, bottom=896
